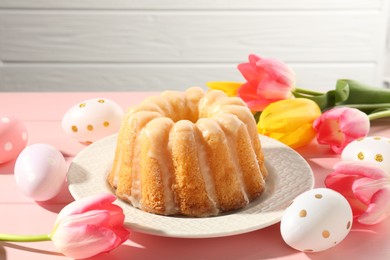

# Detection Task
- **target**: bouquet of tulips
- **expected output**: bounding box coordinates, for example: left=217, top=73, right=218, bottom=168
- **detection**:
left=208, top=54, right=390, bottom=151
left=208, top=54, right=390, bottom=225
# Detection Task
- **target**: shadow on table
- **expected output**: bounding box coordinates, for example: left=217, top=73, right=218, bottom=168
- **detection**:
left=35, top=179, right=74, bottom=213
left=90, top=223, right=297, bottom=260
left=88, top=216, right=390, bottom=260
left=0, top=159, right=16, bottom=175
left=0, top=242, right=62, bottom=259
left=0, top=245, right=6, bottom=260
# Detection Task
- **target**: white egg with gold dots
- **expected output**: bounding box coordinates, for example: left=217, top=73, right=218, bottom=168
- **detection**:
left=342, top=136, right=390, bottom=174
left=62, top=98, right=124, bottom=144
left=280, top=188, right=353, bottom=252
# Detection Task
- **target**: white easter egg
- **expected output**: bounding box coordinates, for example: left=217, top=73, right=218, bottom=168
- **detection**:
left=280, top=188, right=352, bottom=252
left=14, top=144, right=67, bottom=201
left=62, top=98, right=124, bottom=144
left=342, top=136, right=390, bottom=174
left=0, top=116, right=28, bottom=164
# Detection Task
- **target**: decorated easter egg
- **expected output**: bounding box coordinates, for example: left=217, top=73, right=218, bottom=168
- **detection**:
left=0, top=116, right=28, bottom=164
left=62, top=98, right=124, bottom=144
left=280, top=188, right=352, bottom=252
left=342, top=136, right=390, bottom=173
left=14, top=144, right=67, bottom=201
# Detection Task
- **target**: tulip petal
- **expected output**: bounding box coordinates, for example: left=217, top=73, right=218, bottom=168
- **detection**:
left=255, top=58, right=295, bottom=87
left=257, top=79, right=293, bottom=100
left=57, top=193, right=116, bottom=221
left=60, top=210, right=113, bottom=227
left=237, top=54, right=295, bottom=112
left=313, top=107, right=369, bottom=154
left=206, top=82, right=243, bottom=97
left=352, top=177, right=390, bottom=205
left=61, top=209, right=127, bottom=234
left=258, top=98, right=321, bottom=132
left=238, top=83, right=274, bottom=111
left=257, top=98, right=320, bottom=148
left=358, top=188, right=390, bottom=225
left=276, top=123, right=316, bottom=149
left=53, top=224, right=120, bottom=259
left=314, top=117, right=344, bottom=145
left=325, top=161, right=390, bottom=224
left=107, top=205, right=127, bottom=227
left=338, top=108, right=370, bottom=138
left=325, top=172, right=368, bottom=217
left=248, top=54, right=261, bottom=64
left=333, top=161, right=388, bottom=179
left=52, top=193, right=129, bottom=258
left=325, top=171, right=357, bottom=199
left=238, top=62, right=262, bottom=85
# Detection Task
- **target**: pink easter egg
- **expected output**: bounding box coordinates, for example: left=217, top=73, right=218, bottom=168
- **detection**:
left=0, top=116, right=28, bottom=164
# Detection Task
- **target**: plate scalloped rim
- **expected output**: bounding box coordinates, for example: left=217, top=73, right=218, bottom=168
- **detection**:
left=67, top=134, right=314, bottom=238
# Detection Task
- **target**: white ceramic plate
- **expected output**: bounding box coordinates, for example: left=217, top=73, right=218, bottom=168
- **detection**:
left=67, top=134, right=314, bottom=238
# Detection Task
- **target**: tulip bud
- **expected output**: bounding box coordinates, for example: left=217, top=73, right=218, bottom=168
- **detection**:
left=258, top=98, right=321, bottom=148
left=51, top=193, right=129, bottom=259
left=237, top=54, right=295, bottom=111
left=313, top=107, right=370, bottom=154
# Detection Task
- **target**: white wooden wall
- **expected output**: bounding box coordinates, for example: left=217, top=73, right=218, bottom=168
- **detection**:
left=0, top=0, right=389, bottom=92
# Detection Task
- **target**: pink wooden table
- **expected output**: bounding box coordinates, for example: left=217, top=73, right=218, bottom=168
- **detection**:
left=1, top=92, right=390, bottom=260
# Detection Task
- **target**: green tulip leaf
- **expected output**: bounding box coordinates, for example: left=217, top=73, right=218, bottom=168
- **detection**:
left=294, top=79, right=390, bottom=114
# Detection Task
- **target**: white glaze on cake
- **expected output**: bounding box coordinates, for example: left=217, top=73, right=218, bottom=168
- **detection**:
left=108, top=87, right=267, bottom=217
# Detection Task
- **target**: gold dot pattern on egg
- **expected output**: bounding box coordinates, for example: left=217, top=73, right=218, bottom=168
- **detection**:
left=79, top=103, right=86, bottom=108
left=374, top=137, right=381, bottom=140
left=98, top=99, right=105, bottom=103
left=304, top=249, right=314, bottom=252
left=357, top=137, right=364, bottom=141
left=299, top=209, right=307, bottom=217
left=87, top=125, right=94, bottom=131
left=71, top=125, right=78, bottom=132
left=357, top=152, right=364, bottom=160
left=375, top=154, right=383, bottom=162
left=347, top=221, right=351, bottom=229
left=315, top=194, right=322, bottom=199
left=103, top=121, right=110, bottom=127
left=322, top=230, right=330, bottom=238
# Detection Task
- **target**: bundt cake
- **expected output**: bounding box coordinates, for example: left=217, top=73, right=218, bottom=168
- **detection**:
left=107, top=87, right=268, bottom=217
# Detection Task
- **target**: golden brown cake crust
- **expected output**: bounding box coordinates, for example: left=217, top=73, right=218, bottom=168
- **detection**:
left=108, top=87, right=267, bottom=217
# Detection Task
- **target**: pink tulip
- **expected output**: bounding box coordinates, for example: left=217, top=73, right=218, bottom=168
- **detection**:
left=237, top=54, right=295, bottom=111
left=325, top=161, right=390, bottom=225
left=313, top=107, right=370, bottom=154
left=51, top=193, right=129, bottom=259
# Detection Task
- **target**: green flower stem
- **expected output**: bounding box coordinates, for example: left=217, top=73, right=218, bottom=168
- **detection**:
left=336, top=103, right=390, bottom=110
left=368, top=110, right=390, bottom=121
left=292, top=90, right=336, bottom=111
left=293, top=88, right=324, bottom=96
left=0, top=233, right=51, bottom=242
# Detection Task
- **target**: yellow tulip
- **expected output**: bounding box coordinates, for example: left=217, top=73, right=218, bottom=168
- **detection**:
left=258, top=98, right=321, bottom=149
left=206, top=82, right=243, bottom=97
